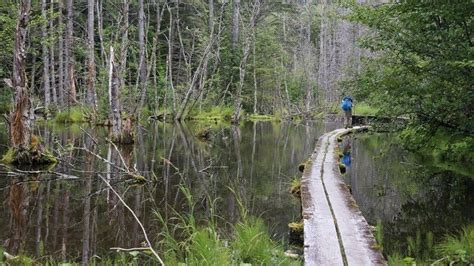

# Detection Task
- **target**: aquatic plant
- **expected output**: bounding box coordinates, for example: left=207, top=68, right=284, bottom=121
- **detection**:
left=154, top=185, right=301, bottom=265
left=231, top=217, right=276, bottom=264
left=290, top=177, right=301, bottom=198
left=436, top=225, right=474, bottom=264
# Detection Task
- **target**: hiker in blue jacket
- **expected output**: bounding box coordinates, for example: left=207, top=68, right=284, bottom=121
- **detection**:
left=341, top=96, right=353, bottom=128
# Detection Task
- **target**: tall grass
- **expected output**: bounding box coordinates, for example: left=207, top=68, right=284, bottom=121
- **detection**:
left=436, top=225, right=474, bottom=264
left=54, top=106, right=89, bottom=123
left=154, top=184, right=301, bottom=265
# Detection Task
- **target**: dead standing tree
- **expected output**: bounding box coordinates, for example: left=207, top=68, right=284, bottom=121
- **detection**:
left=108, top=46, right=134, bottom=144
left=3, top=0, right=55, bottom=165
left=231, top=0, right=262, bottom=124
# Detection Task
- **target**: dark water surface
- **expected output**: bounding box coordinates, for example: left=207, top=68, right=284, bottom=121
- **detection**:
left=0, top=120, right=334, bottom=261
left=342, top=133, right=474, bottom=259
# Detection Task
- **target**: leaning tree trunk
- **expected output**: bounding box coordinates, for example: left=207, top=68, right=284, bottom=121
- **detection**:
left=108, top=46, right=134, bottom=144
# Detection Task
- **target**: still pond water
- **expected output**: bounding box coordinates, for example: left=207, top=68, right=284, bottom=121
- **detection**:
left=0, top=121, right=472, bottom=262
left=0, top=120, right=336, bottom=261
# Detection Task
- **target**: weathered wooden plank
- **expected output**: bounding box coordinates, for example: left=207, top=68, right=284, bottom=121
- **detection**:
left=301, top=127, right=386, bottom=266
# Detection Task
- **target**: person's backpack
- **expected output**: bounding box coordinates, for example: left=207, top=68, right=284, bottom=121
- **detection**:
left=341, top=97, right=352, bottom=111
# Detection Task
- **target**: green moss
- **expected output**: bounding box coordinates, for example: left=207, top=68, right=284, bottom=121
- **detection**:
left=1, top=147, right=15, bottom=163
left=288, top=221, right=304, bottom=233
left=188, top=106, right=235, bottom=121
left=339, top=163, right=346, bottom=174
left=436, top=224, right=474, bottom=264
left=248, top=114, right=280, bottom=122
left=353, top=102, right=379, bottom=116
left=54, top=106, right=89, bottom=123
left=1, top=146, right=57, bottom=166
left=290, top=178, right=301, bottom=198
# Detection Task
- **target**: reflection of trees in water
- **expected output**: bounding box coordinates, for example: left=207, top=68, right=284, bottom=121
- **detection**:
left=6, top=177, right=30, bottom=255
left=0, top=121, right=325, bottom=261
left=348, top=134, right=474, bottom=257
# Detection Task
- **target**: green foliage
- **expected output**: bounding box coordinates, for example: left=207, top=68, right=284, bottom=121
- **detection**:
left=248, top=114, right=279, bottom=121
left=232, top=217, right=275, bottom=264
left=54, top=106, right=88, bottom=123
left=436, top=225, right=474, bottom=264
left=188, top=106, right=235, bottom=121
left=187, top=228, right=230, bottom=265
left=353, top=102, right=379, bottom=116
left=346, top=1, right=474, bottom=162
left=154, top=185, right=300, bottom=265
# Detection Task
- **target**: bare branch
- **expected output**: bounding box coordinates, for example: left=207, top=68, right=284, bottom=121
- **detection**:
left=97, top=174, right=164, bottom=265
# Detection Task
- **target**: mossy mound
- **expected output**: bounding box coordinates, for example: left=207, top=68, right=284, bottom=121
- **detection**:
left=2, top=147, right=57, bottom=166
left=288, top=220, right=304, bottom=245
left=290, top=178, right=301, bottom=198
left=339, top=163, right=346, bottom=174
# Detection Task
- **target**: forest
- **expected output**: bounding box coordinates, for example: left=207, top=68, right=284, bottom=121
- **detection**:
left=0, top=0, right=472, bottom=265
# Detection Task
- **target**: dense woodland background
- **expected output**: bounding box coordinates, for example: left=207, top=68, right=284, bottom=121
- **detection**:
left=0, top=0, right=366, bottom=122
left=0, top=0, right=472, bottom=161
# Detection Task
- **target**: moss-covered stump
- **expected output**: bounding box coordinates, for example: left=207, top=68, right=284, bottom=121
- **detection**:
left=290, top=178, right=302, bottom=198
left=288, top=220, right=304, bottom=245
left=339, top=163, right=347, bottom=174
left=2, top=136, right=57, bottom=165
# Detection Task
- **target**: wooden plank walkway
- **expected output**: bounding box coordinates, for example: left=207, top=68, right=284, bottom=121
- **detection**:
left=301, top=127, right=386, bottom=266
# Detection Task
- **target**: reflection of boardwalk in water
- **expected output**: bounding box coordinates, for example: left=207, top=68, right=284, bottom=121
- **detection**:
left=301, top=126, right=386, bottom=265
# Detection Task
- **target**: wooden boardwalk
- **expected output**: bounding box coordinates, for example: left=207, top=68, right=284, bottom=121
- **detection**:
left=301, top=127, right=386, bottom=265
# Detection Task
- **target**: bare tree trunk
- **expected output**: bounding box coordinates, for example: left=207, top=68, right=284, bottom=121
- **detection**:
left=150, top=0, right=165, bottom=112
left=119, top=0, right=129, bottom=103
left=65, top=0, right=76, bottom=105
left=58, top=0, right=65, bottom=107
left=166, top=3, right=176, bottom=114
left=231, top=0, right=240, bottom=50
left=87, top=0, right=97, bottom=111
left=137, top=0, right=148, bottom=112
left=175, top=35, right=215, bottom=121
left=49, top=0, right=57, bottom=105
left=96, top=0, right=107, bottom=67
left=209, top=0, right=214, bottom=31
left=231, top=0, right=261, bottom=124
left=5, top=0, right=31, bottom=153
left=108, top=46, right=133, bottom=144
left=108, top=47, right=122, bottom=141
left=41, top=0, right=51, bottom=110
left=252, top=28, right=257, bottom=114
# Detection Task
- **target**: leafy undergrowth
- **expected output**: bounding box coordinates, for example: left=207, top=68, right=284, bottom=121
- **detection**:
left=353, top=102, right=379, bottom=116
left=386, top=225, right=474, bottom=265
left=54, top=106, right=89, bottom=123
left=155, top=185, right=301, bottom=265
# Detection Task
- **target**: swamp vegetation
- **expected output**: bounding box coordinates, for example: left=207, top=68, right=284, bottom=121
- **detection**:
left=0, top=0, right=472, bottom=265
